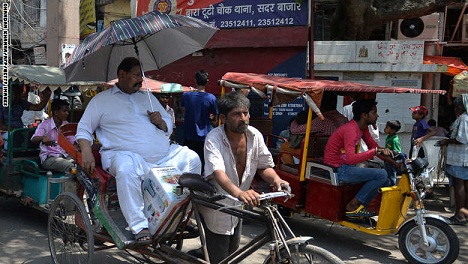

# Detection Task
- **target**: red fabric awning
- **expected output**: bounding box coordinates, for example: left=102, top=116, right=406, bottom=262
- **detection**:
left=424, top=55, right=468, bottom=76
left=220, top=72, right=446, bottom=107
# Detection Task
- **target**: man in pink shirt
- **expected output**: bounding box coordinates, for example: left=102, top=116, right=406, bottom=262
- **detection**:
left=324, top=100, right=392, bottom=218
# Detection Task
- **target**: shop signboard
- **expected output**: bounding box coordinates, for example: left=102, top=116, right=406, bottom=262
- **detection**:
left=136, top=0, right=308, bottom=29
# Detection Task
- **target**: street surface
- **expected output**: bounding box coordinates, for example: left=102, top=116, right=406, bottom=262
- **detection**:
left=0, top=185, right=466, bottom=264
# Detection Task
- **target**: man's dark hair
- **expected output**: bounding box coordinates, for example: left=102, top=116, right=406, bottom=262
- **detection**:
left=296, top=110, right=308, bottom=125
left=352, top=100, right=377, bottom=121
left=320, top=92, right=338, bottom=112
left=195, top=70, right=209, bottom=86
left=386, top=120, right=401, bottom=132
left=218, top=92, right=250, bottom=116
left=117, top=57, right=140, bottom=74
left=51, top=99, right=69, bottom=114
left=427, top=119, right=436, bottom=127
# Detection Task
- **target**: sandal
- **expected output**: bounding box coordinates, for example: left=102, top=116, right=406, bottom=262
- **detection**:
left=449, top=216, right=467, bottom=226
left=345, top=205, right=376, bottom=218
left=134, top=228, right=152, bottom=246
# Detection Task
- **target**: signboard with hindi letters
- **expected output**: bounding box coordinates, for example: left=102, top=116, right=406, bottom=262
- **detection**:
left=136, top=0, right=308, bottom=29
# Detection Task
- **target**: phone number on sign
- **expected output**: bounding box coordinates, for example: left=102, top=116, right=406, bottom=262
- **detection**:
left=219, top=18, right=294, bottom=28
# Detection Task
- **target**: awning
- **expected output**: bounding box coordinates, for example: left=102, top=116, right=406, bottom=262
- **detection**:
left=9, top=65, right=101, bottom=91
left=219, top=72, right=446, bottom=115
left=220, top=72, right=446, bottom=103
left=424, top=55, right=468, bottom=76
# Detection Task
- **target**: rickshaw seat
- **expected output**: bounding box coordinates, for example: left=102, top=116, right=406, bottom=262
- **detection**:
left=8, top=128, right=40, bottom=158
left=306, top=162, right=340, bottom=186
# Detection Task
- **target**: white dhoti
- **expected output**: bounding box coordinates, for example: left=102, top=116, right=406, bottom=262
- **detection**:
left=104, top=144, right=201, bottom=234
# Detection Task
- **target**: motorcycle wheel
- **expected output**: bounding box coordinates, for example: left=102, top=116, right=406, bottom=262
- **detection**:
left=398, top=217, right=459, bottom=264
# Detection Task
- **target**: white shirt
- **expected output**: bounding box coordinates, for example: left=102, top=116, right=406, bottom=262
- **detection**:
left=199, top=124, right=274, bottom=235
left=165, top=104, right=175, bottom=128
left=21, top=92, right=48, bottom=127
left=446, top=113, right=468, bottom=167
left=76, top=85, right=172, bottom=168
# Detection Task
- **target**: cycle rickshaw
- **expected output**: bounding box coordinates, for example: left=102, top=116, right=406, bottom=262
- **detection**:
left=218, top=72, right=460, bottom=264
left=0, top=65, right=98, bottom=211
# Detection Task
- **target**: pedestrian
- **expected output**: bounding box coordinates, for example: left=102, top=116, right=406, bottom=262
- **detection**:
left=439, top=95, right=468, bottom=225
left=199, top=92, right=289, bottom=263
left=408, top=105, right=436, bottom=159
left=76, top=57, right=201, bottom=245
left=155, top=92, right=176, bottom=142
left=21, top=85, right=49, bottom=127
left=0, top=84, right=51, bottom=149
left=428, top=119, right=448, bottom=137
left=182, top=70, right=218, bottom=173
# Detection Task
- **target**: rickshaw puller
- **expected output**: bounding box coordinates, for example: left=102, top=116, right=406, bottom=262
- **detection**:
left=199, top=92, right=289, bottom=263
left=324, top=100, right=393, bottom=218
left=76, top=57, right=201, bottom=245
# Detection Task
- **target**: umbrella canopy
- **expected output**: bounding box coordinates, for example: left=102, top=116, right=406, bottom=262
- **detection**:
left=64, top=11, right=218, bottom=82
left=106, top=78, right=192, bottom=93
left=9, top=65, right=100, bottom=92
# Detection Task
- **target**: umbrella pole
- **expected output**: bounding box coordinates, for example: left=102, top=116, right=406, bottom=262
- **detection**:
left=132, top=38, right=155, bottom=112
left=141, top=69, right=155, bottom=112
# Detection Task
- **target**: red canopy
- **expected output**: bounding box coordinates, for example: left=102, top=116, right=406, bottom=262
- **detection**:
left=220, top=72, right=446, bottom=106
left=424, top=55, right=468, bottom=76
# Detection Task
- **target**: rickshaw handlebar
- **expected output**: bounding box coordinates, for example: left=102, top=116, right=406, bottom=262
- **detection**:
left=209, top=191, right=293, bottom=203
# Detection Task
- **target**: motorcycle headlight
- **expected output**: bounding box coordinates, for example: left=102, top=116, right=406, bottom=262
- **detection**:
left=411, top=157, right=429, bottom=174
left=420, top=168, right=434, bottom=189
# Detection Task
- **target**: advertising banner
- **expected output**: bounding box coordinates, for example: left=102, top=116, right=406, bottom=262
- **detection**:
left=80, top=0, right=96, bottom=38
left=136, top=0, right=308, bottom=28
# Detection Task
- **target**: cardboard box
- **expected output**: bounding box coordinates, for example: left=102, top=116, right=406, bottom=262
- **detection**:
left=142, top=167, right=188, bottom=236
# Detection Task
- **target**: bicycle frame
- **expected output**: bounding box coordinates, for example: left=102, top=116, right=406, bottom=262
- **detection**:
left=188, top=190, right=311, bottom=264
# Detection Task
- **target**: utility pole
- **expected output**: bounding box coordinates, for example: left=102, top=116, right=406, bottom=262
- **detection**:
left=2, top=0, right=10, bottom=107
left=46, top=0, right=80, bottom=66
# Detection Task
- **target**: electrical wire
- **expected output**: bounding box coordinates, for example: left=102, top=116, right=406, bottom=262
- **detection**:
left=9, top=0, right=46, bottom=50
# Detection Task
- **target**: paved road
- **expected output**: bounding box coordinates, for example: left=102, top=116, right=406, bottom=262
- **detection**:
left=0, top=185, right=466, bottom=263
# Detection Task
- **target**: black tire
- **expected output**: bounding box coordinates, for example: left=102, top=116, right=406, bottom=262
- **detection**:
left=48, top=192, right=94, bottom=264
left=398, top=217, right=459, bottom=264
left=263, top=243, right=344, bottom=264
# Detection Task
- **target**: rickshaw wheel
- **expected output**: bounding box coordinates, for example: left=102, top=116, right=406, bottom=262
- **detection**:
left=398, top=217, right=459, bottom=264
left=263, top=244, right=344, bottom=264
left=48, top=192, right=94, bottom=264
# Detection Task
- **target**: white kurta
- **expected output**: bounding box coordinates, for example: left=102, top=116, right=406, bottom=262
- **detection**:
left=76, top=86, right=201, bottom=234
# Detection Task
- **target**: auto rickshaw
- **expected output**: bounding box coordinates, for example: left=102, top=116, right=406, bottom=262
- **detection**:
left=218, top=72, right=460, bottom=264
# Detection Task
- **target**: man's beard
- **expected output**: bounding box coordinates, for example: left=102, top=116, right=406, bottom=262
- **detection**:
left=226, top=121, right=248, bottom=134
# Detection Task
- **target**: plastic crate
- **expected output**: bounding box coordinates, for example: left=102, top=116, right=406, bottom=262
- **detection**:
left=23, top=174, right=63, bottom=205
